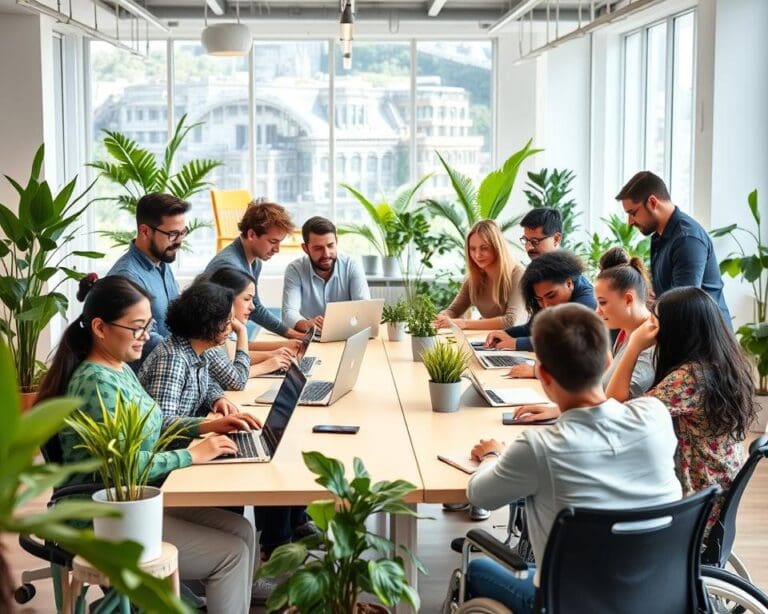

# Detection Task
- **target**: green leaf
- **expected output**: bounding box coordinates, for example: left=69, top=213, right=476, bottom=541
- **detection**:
left=256, top=542, right=307, bottom=578
left=306, top=499, right=336, bottom=532
left=398, top=544, right=429, bottom=575
left=478, top=139, right=542, bottom=220
left=329, top=515, right=357, bottom=559
left=392, top=173, right=433, bottom=213
left=72, top=250, right=106, bottom=259
left=740, top=255, right=763, bottom=282
left=368, top=559, right=406, bottom=606
left=0, top=203, right=23, bottom=245
left=302, top=451, right=349, bottom=497
left=364, top=533, right=395, bottom=555
left=51, top=176, right=79, bottom=216
left=30, top=144, right=45, bottom=180
left=287, top=569, right=329, bottom=611
left=353, top=456, right=370, bottom=479
left=710, top=223, right=738, bottom=238
left=719, top=258, right=742, bottom=277
left=400, top=583, right=421, bottom=611
left=16, top=460, right=101, bottom=505
left=36, top=267, right=58, bottom=282
left=264, top=577, right=290, bottom=613
left=434, top=150, right=478, bottom=222
left=748, top=189, right=760, bottom=226
left=0, top=340, right=21, bottom=458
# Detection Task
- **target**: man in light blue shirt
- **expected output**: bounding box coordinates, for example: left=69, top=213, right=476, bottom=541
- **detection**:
left=107, top=193, right=189, bottom=365
left=205, top=200, right=304, bottom=340
left=282, top=216, right=370, bottom=332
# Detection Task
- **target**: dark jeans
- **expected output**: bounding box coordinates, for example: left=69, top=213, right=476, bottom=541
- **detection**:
left=254, top=505, right=308, bottom=555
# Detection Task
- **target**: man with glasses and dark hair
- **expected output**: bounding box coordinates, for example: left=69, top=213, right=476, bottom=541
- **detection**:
left=108, top=192, right=190, bottom=366
left=519, top=208, right=563, bottom=259
left=616, top=170, right=731, bottom=325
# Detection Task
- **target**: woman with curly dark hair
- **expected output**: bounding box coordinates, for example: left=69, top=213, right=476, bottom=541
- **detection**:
left=609, top=286, right=757, bottom=534
left=139, top=281, right=243, bottom=422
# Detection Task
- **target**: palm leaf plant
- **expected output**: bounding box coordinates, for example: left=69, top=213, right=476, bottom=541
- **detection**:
left=0, top=144, right=103, bottom=393
left=422, top=139, right=543, bottom=249
left=88, top=114, right=221, bottom=247
left=256, top=451, right=429, bottom=613
left=0, top=340, right=188, bottom=613
left=581, top=214, right=651, bottom=275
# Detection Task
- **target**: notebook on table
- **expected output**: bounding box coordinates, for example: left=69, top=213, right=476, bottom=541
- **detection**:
left=437, top=454, right=481, bottom=475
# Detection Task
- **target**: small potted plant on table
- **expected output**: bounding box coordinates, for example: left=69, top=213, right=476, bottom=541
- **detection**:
left=407, top=295, right=438, bottom=362
left=422, top=341, right=470, bottom=412
left=381, top=298, right=409, bottom=342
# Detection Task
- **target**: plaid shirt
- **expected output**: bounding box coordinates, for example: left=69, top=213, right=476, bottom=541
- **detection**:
left=139, top=335, right=226, bottom=429
left=206, top=345, right=251, bottom=391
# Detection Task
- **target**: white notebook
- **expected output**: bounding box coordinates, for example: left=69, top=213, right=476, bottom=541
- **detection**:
left=437, top=453, right=481, bottom=475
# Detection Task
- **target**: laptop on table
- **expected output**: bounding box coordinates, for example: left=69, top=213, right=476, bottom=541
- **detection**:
left=464, top=362, right=550, bottom=408
left=256, top=327, right=370, bottom=407
left=318, top=299, right=384, bottom=342
left=450, top=322, right=535, bottom=370
left=257, top=326, right=319, bottom=378
left=204, top=362, right=307, bottom=464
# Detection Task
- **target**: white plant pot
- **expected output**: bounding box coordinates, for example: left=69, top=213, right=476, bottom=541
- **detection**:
left=752, top=393, right=768, bottom=433
left=411, top=335, right=437, bottom=362
left=92, top=486, right=163, bottom=562
left=429, top=380, right=463, bottom=413
left=381, top=256, right=401, bottom=277
left=387, top=322, right=406, bottom=342
left=361, top=254, right=381, bottom=276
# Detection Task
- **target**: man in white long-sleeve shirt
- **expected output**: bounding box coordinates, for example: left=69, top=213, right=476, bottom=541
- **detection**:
left=464, top=303, right=682, bottom=611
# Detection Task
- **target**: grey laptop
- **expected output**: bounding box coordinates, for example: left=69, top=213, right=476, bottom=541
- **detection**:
left=464, top=362, right=550, bottom=408
left=206, top=362, right=306, bottom=464
left=257, top=326, right=319, bottom=378
left=318, top=299, right=384, bottom=342
left=256, top=327, right=370, bottom=406
left=450, top=322, right=535, bottom=370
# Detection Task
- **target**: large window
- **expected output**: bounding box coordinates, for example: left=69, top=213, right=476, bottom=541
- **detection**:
left=621, top=10, right=695, bottom=211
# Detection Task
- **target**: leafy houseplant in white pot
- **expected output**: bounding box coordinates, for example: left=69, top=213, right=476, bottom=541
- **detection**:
left=422, top=341, right=470, bottom=413
left=66, top=392, right=181, bottom=562
left=711, top=189, right=768, bottom=430
left=407, top=295, right=438, bottom=362
left=381, top=298, right=409, bottom=342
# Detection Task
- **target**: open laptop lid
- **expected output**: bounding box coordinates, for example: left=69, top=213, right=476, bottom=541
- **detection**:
left=296, top=326, right=315, bottom=361
left=328, top=326, right=371, bottom=404
left=261, top=362, right=307, bottom=456
left=320, top=299, right=384, bottom=342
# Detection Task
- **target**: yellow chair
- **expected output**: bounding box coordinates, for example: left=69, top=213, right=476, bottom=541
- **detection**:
left=210, top=189, right=251, bottom=252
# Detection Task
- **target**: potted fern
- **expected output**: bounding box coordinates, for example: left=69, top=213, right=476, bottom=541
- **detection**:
left=422, top=341, right=471, bottom=413
left=381, top=298, right=409, bottom=342
left=256, top=451, right=427, bottom=613
left=66, top=392, right=182, bottom=562
left=407, top=295, right=438, bottom=362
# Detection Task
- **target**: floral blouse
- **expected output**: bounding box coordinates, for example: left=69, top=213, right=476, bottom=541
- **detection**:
left=647, top=363, right=745, bottom=530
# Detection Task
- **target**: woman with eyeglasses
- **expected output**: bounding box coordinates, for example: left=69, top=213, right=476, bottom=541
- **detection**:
left=434, top=220, right=526, bottom=330
left=609, top=286, right=757, bottom=534
left=37, top=275, right=260, bottom=612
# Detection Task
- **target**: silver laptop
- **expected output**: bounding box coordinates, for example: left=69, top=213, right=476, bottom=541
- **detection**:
left=318, top=299, right=384, bottom=342
left=257, top=327, right=370, bottom=406
left=450, top=322, right=535, bottom=370
left=257, top=326, right=319, bottom=378
left=464, top=362, right=550, bottom=408
left=205, top=362, right=306, bottom=463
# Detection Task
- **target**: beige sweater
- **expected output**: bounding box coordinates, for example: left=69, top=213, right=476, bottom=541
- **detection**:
left=443, top=263, right=527, bottom=328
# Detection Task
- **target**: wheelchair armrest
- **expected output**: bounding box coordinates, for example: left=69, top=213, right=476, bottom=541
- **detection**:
left=465, top=529, right=529, bottom=574
left=18, top=534, right=74, bottom=568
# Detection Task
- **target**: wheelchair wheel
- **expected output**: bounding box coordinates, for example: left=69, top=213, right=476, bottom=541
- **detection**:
left=14, top=582, right=36, bottom=604
left=702, top=566, right=768, bottom=613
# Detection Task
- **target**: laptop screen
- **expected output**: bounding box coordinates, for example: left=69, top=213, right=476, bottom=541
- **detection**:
left=261, top=362, right=306, bottom=456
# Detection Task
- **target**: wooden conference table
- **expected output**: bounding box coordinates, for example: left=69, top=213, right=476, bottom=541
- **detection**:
left=162, top=331, right=542, bottom=610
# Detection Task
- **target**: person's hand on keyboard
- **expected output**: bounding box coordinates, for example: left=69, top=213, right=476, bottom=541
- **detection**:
left=263, top=354, right=291, bottom=374
left=485, top=330, right=516, bottom=350
left=512, top=404, right=560, bottom=423
left=188, top=435, right=238, bottom=463
left=201, top=413, right=262, bottom=434
left=212, top=397, right=239, bottom=416
left=505, top=364, right=535, bottom=379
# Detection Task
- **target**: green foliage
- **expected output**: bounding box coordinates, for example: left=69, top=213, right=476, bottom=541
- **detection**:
left=0, top=340, right=189, bottom=613
left=523, top=168, right=581, bottom=249
left=711, top=189, right=768, bottom=392
left=581, top=214, right=651, bottom=276
left=88, top=114, right=220, bottom=248
left=381, top=298, right=409, bottom=324
left=0, top=145, right=103, bottom=392
left=406, top=295, right=437, bottom=338
left=422, top=139, right=542, bottom=249
left=414, top=271, right=463, bottom=312
left=421, top=341, right=470, bottom=384
left=65, top=393, right=184, bottom=502
left=257, top=452, right=429, bottom=613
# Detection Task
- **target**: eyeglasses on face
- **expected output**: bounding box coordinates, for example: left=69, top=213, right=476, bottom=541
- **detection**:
left=148, top=225, right=190, bottom=242
left=106, top=319, right=156, bottom=339
left=519, top=235, right=551, bottom=248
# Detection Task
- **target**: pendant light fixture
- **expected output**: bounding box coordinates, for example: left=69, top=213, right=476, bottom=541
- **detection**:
left=202, top=0, right=252, bottom=56
left=339, top=0, right=354, bottom=69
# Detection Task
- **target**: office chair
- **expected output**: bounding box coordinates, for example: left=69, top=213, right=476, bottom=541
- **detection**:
left=443, top=487, right=768, bottom=614
left=210, top=189, right=251, bottom=252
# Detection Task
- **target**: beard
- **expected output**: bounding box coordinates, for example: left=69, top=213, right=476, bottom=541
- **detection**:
left=311, top=256, right=336, bottom=273
left=149, top=240, right=180, bottom=263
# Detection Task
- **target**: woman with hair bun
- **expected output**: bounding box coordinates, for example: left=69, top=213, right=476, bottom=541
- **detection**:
left=37, top=274, right=260, bottom=612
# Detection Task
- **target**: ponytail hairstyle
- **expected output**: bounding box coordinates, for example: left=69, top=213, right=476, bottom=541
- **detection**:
left=36, top=275, right=151, bottom=403
left=596, top=247, right=652, bottom=303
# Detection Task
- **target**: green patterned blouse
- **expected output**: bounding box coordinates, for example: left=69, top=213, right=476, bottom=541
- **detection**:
left=59, top=360, right=202, bottom=488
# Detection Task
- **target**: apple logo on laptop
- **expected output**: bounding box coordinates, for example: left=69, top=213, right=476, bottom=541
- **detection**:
left=350, top=314, right=359, bottom=327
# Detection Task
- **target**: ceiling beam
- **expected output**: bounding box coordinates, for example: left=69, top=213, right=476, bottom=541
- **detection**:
left=206, top=0, right=226, bottom=17
left=427, top=0, right=448, bottom=17
left=487, top=0, right=542, bottom=34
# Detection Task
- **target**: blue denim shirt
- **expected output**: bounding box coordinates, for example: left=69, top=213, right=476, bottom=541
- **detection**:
left=281, top=254, right=370, bottom=328
left=107, top=241, right=180, bottom=363
left=504, top=274, right=597, bottom=351
left=205, top=238, right=289, bottom=336
left=651, top=207, right=731, bottom=326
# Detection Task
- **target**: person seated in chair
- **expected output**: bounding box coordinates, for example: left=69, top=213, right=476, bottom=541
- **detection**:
left=463, top=303, right=682, bottom=612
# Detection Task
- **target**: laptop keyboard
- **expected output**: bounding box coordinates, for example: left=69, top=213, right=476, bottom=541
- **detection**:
left=226, top=431, right=261, bottom=459
left=484, top=355, right=530, bottom=368
left=270, top=356, right=317, bottom=377
left=301, top=380, right=334, bottom=402
left=486, top=390, right=504, bottom=404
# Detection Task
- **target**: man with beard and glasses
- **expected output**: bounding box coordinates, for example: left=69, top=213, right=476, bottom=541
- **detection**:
left=616, top=170, right=731, bottom=325
left=108, top=192, right=189, bottom=366
left=281, top=216, right=370, bottom=333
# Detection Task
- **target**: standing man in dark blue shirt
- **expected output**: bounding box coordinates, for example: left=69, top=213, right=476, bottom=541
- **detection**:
left=616, top=171, right=731, bottom=325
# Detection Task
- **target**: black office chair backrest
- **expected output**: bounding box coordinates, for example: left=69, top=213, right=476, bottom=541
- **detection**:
left=537, top=487, right=719, bottom=614
left=41, top=434, right=64, bottom=465
left=702, top=435, right=768, bottom=567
